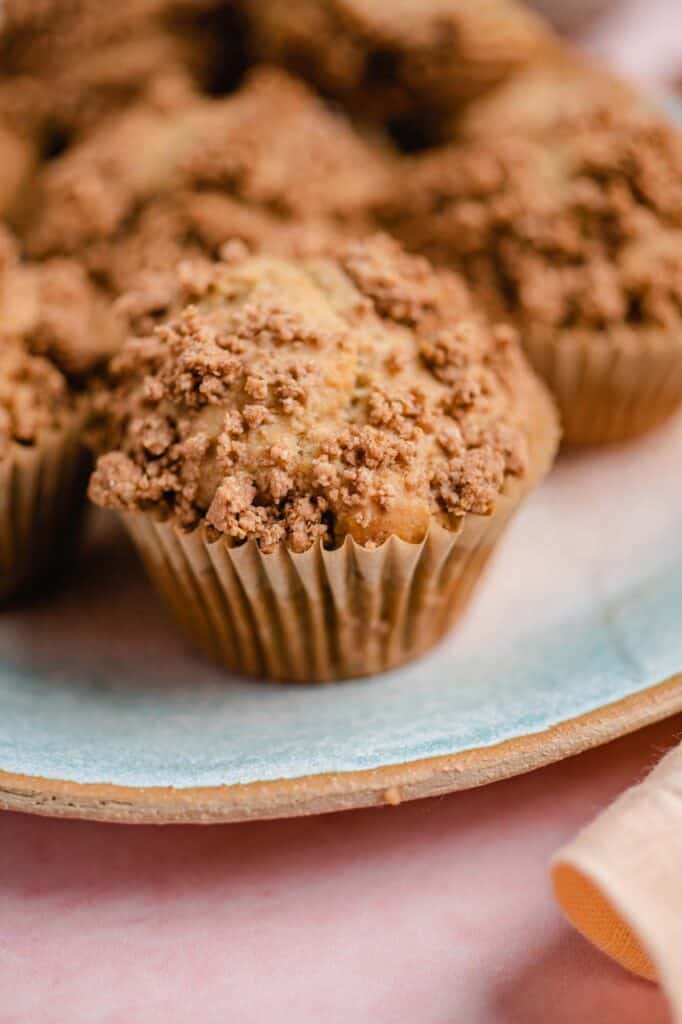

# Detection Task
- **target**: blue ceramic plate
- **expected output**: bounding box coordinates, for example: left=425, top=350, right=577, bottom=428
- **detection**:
left=0, top=411, right=681, bottom=823
left=4, top=95, right=682, bottom=821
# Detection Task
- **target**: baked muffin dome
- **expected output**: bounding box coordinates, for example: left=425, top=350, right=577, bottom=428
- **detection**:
left=0, top=227, right=123, bottom=598
left=382, top=107, right=682, bottom=443
left=26, top=68, right=394, bottom=296
left=0, top=0, right=239, bottom=142
left=89, top=237, right=559, bottom=680
left=0, top=229, right=123, bottom=379
left=90, top=235, right=551, bottom=549
left=454, top=55, right=641, bottom=142
left=243, top=0, right=554, bottom=136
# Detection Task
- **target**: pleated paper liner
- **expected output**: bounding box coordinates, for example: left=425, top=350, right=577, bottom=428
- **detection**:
left=120, top=383, right=558, bottom=683
left=524, top=326, right=682, bottom=446
left=0, top=417, right=90, bottom=601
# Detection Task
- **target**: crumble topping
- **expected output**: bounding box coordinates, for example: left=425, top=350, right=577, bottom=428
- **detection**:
left=0, top=0, right=232, bottom=140
left=244, top=0, right=553, bottom=128
left=89, top=237, right=542, bottom=551
left=383, top=108, right=682, bottom=339
left=455, top=57, right=640, bottom=141
left=0, top=227, right=123, bottom=379
left=0, top=343, right=73, bottom=456
left=26, top=68, right=393, bottom=298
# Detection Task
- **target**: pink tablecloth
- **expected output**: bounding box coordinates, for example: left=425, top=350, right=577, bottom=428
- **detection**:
left=2, top=718, right=677, bottom=1024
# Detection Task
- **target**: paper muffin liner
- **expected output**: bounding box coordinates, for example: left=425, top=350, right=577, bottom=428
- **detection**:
left=524, top=328, right=682, bottom=446
left=0, top=418, right=90, bottom=601
left=121, top=389, right=558, bottom=683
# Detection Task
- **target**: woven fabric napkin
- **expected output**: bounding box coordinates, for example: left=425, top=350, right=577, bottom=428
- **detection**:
left=553, top=739, right=682, bottom=1020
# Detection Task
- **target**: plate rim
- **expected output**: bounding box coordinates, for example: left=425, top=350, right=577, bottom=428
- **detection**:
left=1, top=672, right=680, bottom=825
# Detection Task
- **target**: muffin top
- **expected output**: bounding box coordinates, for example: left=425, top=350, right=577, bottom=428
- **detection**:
left=0, top=231, right=71, bottom=452
left=89, top=236, right=549, bottom=552
left=27, top=68, right=393, bottom=294
left=454, top=57, right=640, bottom=141
left=0, top=0, right=231, bottom=141
left=0, top=342, right=75, bottom=456
left=0, top=226, right=123, bottom=382
left=244, top=0, right=553, bottom=130
left=384, top=107, right=682, bottom=343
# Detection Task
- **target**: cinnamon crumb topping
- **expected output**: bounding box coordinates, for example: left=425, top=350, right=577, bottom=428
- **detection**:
left=0, top=342, right=74, bottom=457
left=338, top=233, right=472, bottom=326
left=383, top=108, right=682, bottom=341
left=244, top=0, right=553, bottom=126
left=89, top=238, right=544, bottom=551
left=0, top=226, right=123, bottom=380
left=26, top=68, right=393, bottom=297
left=455, top=58, right=640, bottom=142
left=0, top=0, right=229, bottom=139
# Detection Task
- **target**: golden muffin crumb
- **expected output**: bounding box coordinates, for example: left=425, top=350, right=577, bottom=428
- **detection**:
left=89, top=236, right=541, bottom=552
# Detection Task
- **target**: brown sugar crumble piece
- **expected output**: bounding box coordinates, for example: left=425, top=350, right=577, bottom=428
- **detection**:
left=382, top=107, right=682, bottom=342
left=337, top=233, right=473, bottom=326
left=89, top=236, right=546, bottom=553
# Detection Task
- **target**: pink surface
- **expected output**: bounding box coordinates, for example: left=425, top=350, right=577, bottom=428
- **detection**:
left=578, top=0, right=682, bottom=87
left=1, top=719, right=678, bottom=1023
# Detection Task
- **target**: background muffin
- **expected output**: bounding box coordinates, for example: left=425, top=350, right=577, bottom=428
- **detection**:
left=381, top=106, right=682, bottom=444
left=453, top=53, right=642, bottom=141
left=26, top=67, right=395, bottom=298
left=0, top=0, right=246, bottom=143
left=0, top=118, right=36, bottom=225
left=0, top=228, right=123, bottom=598
left=242, top=0, right=555, bottom=144
left=89, top=236, right=559, bottom=680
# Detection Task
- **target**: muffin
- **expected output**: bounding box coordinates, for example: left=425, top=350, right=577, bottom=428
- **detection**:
left=26, top=67, right=394, bottom=296
left=88, top=236, right=559, bottom=681
left=0, top=0, right=239, bottom=143
left=242, top=0, right=555, bottom=140
left=0, top=117, right=36, bottom=222
left=453, top=54, right=642, bottom=142
left=382, top=108, right=682, bottom=445
left=0, top=228, right=123, bottom=598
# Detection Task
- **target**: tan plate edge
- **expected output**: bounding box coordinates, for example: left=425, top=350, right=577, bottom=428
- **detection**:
left=1, top=674, right=681, bottom=825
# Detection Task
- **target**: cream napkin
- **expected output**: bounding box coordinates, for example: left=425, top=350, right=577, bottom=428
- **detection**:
left=553, top=740, right=682, bottom=1020
left=547, top=5, right=682, bottom=1013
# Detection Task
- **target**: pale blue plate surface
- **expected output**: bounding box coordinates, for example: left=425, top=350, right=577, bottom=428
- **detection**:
left=0, top=416, right=680, bottom=793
